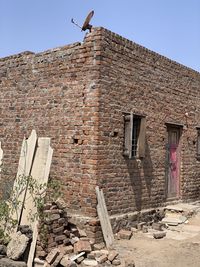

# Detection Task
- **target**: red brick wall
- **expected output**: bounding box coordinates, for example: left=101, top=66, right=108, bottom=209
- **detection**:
left=95, top=28, right=200, bottom=215
left=0, top=33, right=102, bottom=217
left=1, top=27, right=200, bottom=221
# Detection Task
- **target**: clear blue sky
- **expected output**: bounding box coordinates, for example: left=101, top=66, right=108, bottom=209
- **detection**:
left=1, top=0, right=200, bottom=72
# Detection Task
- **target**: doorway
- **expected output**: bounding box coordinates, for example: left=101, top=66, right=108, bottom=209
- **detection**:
left=166, top=126, right=181, bottom=199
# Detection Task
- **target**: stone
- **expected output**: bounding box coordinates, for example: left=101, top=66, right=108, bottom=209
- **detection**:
left=76, top=256, right=85, bottom=263
left=63, top=245, right=74, bottom=254
left=48, top=214, right=60, bottom=222
left=70, top=237, right=79, bottom=245
left=125, top=258, right=135, bottom=267
left=64, top=230, right=71, bottom=237
left=87, top=250, right=102, bottom=259
left=58, top=218, right=66, bottom=225
left=108, top=251, right=118, bottom=262
left=78, top=229, right=87, bottom=237
left=7, top=232, right=29, bottom=260
left=112, top=259, right=121, bottom=265
left=53, top=226, right=65, bottom=234
left=63, top=238, right=71, bottom=245
left=55, top=235, right=66, bottom=243
left=131, top=227, right=138, bottom=233
left=74, top=240, right=92, bottom=253
left=46, top=248, right=60, bottom=264
left=153, top=231, right=166, bottom=239
left=52, top=253, right=64, bottom=267
left=80, top=237, right=90, bottom=241
left=18, top=225, right=33, bottom=239
left=105, top=260, right=112, bottom=266
left=118, top=229, right=132, bottom=240
left=0, top=245, right=6, bottom=255
left=96, top=254, right=108, bottom=263
left=152, top=222, right=164, bottom=231
left=70, top=252, right=85, bottom=261
left=34, top=258, right=45, bottom=267
left=55, top=198, right=67, bottom=210
left=137, top=222, right=146, bottom=230
left=60, top=256, right=77, bottom=267
left=82, top=259, right=98, bottom=266
left=100, top=249, right=109, bottom=255
left=0, top=258, right=27, bottom=267
left=142, top=226, right=148, bottom=233
left=93, top=242, right=105, bottom=250
left=60, top=256, right=70, bottom=267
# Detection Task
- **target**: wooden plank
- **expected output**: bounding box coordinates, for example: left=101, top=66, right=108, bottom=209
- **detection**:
left=95, top=186, right=114, bottom=248
left=26, top=138, right=53, bottom=267
left=11, top=130, right=37, bottom=229
left=20, top=138, right=51, bottom=225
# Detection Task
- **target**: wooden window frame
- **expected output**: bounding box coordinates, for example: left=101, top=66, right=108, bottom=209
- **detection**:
left=123, top=113, right=146, bottom=159
left=197, top=128, right=200, bottom=159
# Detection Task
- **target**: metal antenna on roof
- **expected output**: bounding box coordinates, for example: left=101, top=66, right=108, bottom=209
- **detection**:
left=71, top=10, right=94, bottom=33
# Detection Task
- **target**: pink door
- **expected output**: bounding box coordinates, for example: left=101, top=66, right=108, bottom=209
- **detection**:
left=167, top=127, right=180, bottom=198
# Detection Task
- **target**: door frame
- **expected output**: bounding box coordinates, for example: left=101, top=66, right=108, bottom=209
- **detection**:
left=165, top=124, right=182, bottom=200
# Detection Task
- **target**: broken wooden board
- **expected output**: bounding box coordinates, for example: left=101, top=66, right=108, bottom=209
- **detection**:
left=96, top=186, right=114, bottom=248
left=26, top=138, right=53, bottom=267
left=10, top=130, right=37, bottom=232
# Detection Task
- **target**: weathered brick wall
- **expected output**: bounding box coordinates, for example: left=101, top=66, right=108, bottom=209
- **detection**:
left=1, top=27, right=200, bottom=226
left=94, top=28, right=200, bottom=216
left=0, top=33, right=102, bottom=217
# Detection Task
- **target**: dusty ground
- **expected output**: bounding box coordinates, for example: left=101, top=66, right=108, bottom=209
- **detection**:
left=115, top=208, right=200, bottom=267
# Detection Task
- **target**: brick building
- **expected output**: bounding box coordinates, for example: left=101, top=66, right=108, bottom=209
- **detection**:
left=0, top=27, right=200, bottom=239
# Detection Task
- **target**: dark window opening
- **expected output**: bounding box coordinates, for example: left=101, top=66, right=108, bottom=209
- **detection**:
left=132, top=116, right=141, bottom=157
left=197, top=129, right=200, bottom=158
left=123, top=113, right=146, bottom=159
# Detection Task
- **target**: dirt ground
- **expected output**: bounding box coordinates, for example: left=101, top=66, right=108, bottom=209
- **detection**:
left=115, top=208, right=200, bottom=267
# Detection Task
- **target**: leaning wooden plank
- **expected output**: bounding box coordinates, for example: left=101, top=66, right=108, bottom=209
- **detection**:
left=99, top=189, right=115, bottom=246
left=10, top=130, right=37, bottom=231
left=26, top=138, right=53, bottom=267
left=20, top=137, right=51, bottom=226
left=95, top=186, right=114, bottom=248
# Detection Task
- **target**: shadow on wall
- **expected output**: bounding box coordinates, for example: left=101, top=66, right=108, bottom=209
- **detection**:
left=126, top=140, right=154, bottom=211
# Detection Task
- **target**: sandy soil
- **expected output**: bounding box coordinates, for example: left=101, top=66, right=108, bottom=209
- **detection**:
left=114, top=212, right=200, bottom=267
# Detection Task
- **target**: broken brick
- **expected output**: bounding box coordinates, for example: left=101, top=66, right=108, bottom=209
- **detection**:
left=46, top=248, right=60, bottom=264
left=74, top=240, right=92, bottom=253
left=118, top=229, right=132, bottom=240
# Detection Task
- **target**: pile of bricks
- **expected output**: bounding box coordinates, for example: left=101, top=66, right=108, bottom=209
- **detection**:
left=35, top=198, right=131, bottom=267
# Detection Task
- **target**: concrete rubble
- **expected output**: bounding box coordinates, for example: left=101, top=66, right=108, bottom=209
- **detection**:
left=6, top=232, right=30, bottom=260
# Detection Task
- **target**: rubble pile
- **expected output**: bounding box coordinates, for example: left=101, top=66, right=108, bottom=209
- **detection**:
left=0, top=227, right=33, bottom=267
left=0, top=197, right=136, bottom=267
left=35, top=198, right=129, bottom=267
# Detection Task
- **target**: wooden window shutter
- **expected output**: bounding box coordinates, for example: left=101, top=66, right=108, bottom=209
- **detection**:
left=138, top=117, right=146, bottom=158
left=123, top=113, right=133, bottom=158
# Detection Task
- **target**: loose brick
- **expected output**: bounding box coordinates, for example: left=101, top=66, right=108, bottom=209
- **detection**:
left=118, top=229, right=132, bottom=240
left=74, top=240, right=92, bottom=253
left=108, top=251, right=118, bottom=262
left=46, top=248, right=60, bottom=264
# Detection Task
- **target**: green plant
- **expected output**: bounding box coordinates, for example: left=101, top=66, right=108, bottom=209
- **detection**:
left=0, top=163, right=62, bottom=244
